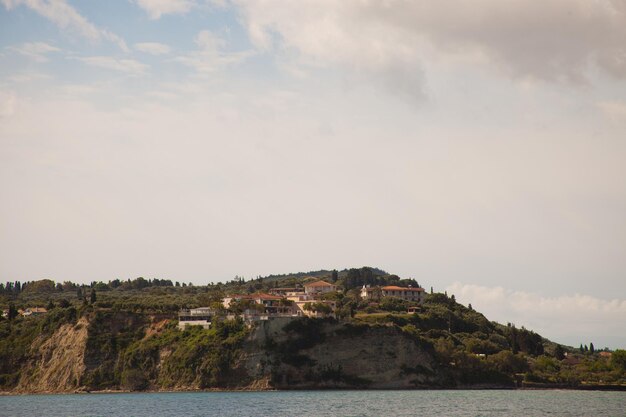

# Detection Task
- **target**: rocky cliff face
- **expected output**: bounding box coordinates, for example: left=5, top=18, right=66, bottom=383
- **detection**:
left=8, top=314, right=444, bottom=392
left=15, top=317, right=89, bottom=393
left=232, top=318, right=444, bottom=389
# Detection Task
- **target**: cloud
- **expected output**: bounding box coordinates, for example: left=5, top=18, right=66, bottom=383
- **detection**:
left=9, top=41, right=60, bottom=62
left=446, top=282, right=626, bottom=349
left=597, top=100, right=626, bottom=122
left=133, top=0, right=195, bottom=19
left=1, top=0, right=128, bottom=51
left=134, top=42, right=171, bottom=55
left=7, top=72, right=52, bottom=82
left=0, top=90, right=17, bottom=117
left=234, top=0, right=626, bottom=95
left=174, top=29, right=254, bottom=74
left=77, top=56, right=148, bottom=75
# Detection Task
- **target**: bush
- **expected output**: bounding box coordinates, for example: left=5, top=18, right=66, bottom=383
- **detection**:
left=121, top=368, right=149, bottom=391
left=380, top=297, right=409, bottom=312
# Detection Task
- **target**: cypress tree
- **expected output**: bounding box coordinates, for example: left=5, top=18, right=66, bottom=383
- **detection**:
left=8, top=303, right=17, bottom=320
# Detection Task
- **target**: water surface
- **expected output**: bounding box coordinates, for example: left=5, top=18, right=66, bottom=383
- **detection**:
left=1, top=390, right=625, bottom=417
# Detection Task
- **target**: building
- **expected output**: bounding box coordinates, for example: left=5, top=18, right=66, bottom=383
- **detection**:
left=22, top=307, right=47, bottom=316
left=269, top=287, right=300, bottom=296
left=303, top=280, right=337, bottom=295
left=381, top=286, right=425, bottom=302
left=223, top=293, right=293, bottom=315
left=361, top=285, right=426, bottom=303
left=178, top=307, right=213, bottom=329
left=294, top=300, right=336, bottom=318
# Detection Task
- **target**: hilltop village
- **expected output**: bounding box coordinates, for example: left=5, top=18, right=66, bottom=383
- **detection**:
left=0, top=267, right=624, bottom=392
left=178, top=280, right=427, bottom=329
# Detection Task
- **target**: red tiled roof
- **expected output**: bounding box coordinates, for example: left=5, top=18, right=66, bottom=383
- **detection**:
left=382, top=286, right=424, bottom=292
left=249, top=293, right=283, bottom=300
left=304, top=280, right=335, bottom=287
left=227, top=293, right=283, bottom=300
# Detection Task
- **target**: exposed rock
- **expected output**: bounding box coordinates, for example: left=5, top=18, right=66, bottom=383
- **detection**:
left=232, top=318, right=442, bottom=389
left=16, top=318, right=89, bottom=393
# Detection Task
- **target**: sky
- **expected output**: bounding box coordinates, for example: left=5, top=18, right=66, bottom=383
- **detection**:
left=1, top=0, right=625, bottom=348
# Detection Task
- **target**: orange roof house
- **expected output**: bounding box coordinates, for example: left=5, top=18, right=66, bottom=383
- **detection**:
left=361, top=285, right=426, bottom=303
left=303, top=280, right=337, bottom=295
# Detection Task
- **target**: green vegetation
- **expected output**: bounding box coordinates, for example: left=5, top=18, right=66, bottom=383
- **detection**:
left=0, top=305, right=78, bottom=388
left=121, top=319, right=248, bottom=390
left=0, top=268, right=624, bottom=391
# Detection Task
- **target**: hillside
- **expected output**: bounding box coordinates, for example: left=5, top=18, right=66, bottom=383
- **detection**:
left=1, top=267, right=625, bottom=392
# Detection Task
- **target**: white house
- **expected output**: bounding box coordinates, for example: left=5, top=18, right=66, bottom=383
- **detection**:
left=303, top=280, right=337, bottom=295
left=178, top=307, right=213, bottom=329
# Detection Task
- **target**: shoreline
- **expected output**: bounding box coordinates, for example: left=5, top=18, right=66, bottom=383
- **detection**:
left=2, top=384, right=625, bottom=396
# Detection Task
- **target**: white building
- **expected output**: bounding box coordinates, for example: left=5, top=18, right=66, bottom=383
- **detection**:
left=361, top=285, right=426, bottom=303
left=303, top=280, right=337, bottom=295
left=178, top=307, right=213, bottom=329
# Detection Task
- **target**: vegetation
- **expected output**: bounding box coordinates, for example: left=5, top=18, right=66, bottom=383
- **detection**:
left=0, top=268, right=624, bottom=391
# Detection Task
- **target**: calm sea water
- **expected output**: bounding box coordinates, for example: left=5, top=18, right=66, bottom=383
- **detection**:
left=1, top=390, right=625, bottom=417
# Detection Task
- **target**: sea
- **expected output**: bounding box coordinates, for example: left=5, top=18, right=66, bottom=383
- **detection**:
left=1, top=390, right=625, bottom=417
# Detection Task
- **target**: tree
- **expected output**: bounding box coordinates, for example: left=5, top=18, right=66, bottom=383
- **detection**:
left=46, top=300, right=55, bottom=310
left=8, top=303, right=18, bottom=320
left=579, top=344, right=584, bottom=354
left=589, top=342, right=595, bottom=354
left=554, top=344, right=565, bottom=360
left=90, top=288, right=97, bottom=304
left=611, top=350, right=626, bottom=371
left=331, top=270, right=338, bottom=283
left=77, top=286, right=83, bottom=299
left=58, top=298, right=71, bottom=308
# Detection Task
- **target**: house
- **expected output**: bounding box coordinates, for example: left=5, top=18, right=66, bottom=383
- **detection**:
left=283, top=292, right=336, bottom=318
left=294, top=300, right=336, bottom=318
left=303, top=280, right=337, bottom=295
left=361, top=285, right=426, bottom=303
left=22, top=307, right=47, bottom=316
left=178, top=307, right=213, bottom=329
left=223, top=293, right=293, bottom=315
left=269, top=287, right=301, bottom=296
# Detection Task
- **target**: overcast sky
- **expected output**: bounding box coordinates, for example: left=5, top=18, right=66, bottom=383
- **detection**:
left=1, top=0, right=625, bottom=348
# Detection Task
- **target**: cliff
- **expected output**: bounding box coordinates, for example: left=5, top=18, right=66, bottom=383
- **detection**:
left=15, top=317, right=89, bottom=393
left=2, top=313, right=445, bottom=393
left=233, top=318, right=443, bottom=389
left=1, top=300, right=624, bottom=392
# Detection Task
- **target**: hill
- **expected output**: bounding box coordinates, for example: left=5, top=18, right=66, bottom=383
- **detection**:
left=0, top=267, right=624, bottom=392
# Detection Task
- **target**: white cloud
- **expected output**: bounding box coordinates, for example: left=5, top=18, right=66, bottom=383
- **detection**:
left=1, top=0, right=128, bottom=51
left=77, top=56, right=148, bottom=75
left=133, top=0, right=195, bottom=19
left=447, top=282, right=626, bottom=349
left=9, top=41, right=60, bottom=62
left=597, top=100, right=626, bottom=122
left=174, top=29, right=254, bottom=74
left=134, top=42, right=171, bottom=55
left=0, top=90, right=17, bottom=117
left=234, top=0, right=626, bottom=96
left=7, top=72, right=52, bottom=83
